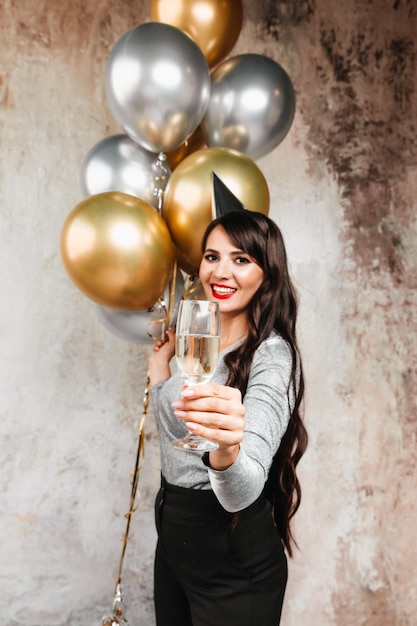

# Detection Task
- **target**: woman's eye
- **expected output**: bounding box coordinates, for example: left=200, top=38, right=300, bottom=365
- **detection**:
left=235, top=256, right=250, bottom=264
left=203, top=253, right=217, bottom=262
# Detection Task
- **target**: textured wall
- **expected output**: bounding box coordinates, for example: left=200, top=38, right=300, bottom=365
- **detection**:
left=0, top=1, right=415, bottom=625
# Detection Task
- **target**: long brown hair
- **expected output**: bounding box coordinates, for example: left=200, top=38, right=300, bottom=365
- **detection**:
left=202, top=211, right=308, bottom=556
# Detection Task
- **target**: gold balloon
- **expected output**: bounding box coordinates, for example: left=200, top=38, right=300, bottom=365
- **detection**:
left=61, top=192, right=175, bottom=311
left=150, top=0, right=243, bottom=69
left=166, top=125, right=206, bottom=171
left=174, top=246, right=199, bottom=278
left=163, top=147, right=269, bottom=275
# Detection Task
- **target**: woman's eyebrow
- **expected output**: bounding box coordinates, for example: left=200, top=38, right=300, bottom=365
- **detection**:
left=204, top=247, right=247, bottom=255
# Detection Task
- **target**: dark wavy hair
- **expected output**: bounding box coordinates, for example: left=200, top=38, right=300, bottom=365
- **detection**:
left=201, top=210, right=308, bottom=556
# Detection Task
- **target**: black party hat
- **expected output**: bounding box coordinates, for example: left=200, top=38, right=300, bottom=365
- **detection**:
left=212, top=171, right=246, bottom=218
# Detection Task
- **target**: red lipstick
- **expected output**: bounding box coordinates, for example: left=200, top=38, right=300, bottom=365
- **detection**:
left=211, top=283, right=236, bottom=300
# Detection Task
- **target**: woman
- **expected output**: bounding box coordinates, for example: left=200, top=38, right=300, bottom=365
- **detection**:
left=148, top=209, right=308, bottom=626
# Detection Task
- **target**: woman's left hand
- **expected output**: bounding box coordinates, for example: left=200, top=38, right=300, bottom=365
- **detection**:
left=172, top=383, right=245, bottom=469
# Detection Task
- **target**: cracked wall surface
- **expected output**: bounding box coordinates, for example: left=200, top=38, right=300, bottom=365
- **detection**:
left=0, top=1, right=415, bottom=624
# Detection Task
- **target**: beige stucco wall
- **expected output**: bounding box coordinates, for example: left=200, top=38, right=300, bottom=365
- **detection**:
left=1, top=1, right=415, bottom=625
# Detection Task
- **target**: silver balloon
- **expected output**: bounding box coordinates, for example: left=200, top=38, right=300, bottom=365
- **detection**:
left=80, top=135, right=170, bottom=209
left=105, top=23, right=211, bottom=154
left=94, top=269, right=185, bottom=344
left=95, top=306, right=165, bottom=345
left=202, top=54, right=296, bottom=160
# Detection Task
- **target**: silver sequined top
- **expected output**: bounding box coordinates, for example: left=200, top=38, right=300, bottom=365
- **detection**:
left=150, top=332, right=295, bottom=512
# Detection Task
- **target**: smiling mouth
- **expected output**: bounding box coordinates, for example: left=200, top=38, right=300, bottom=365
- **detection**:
left=211, top=284, right=237, bottom=299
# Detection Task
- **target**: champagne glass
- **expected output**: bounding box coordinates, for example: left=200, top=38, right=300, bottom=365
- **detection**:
left=172, top=300, right=221, bottom=451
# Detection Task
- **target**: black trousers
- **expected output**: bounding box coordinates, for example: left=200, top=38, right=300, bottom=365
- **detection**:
left=154, top=478, right=288, bottom=626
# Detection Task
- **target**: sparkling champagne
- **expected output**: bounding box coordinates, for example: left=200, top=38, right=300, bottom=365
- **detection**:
left=176, top=334, right=220, bottom=384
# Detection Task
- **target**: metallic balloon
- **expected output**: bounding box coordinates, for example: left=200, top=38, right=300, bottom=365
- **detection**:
left=174, top=246, right=200, bottom=278
left=166, top=125, right=206, bottom=171
left=61, top=192, right=175, bottom=311
left=105, top=22, right=211, bottom=154
left=80, top=135, right=170, bottom=209
left=202, top=54, right=296, bottom=160
left=95, top=302, right=165, bottom=345
left=163, top=147, right=269, bottom=274
left=150, top=0, right=243, bottom=69
left=94, top=268, right=185, bottom=344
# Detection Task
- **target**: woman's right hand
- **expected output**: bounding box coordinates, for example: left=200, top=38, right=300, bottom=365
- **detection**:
left=148, top=327, right=176, bottom=385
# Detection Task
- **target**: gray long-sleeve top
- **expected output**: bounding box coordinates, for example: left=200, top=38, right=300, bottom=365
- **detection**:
left=150, top=331, right=295, bottom=512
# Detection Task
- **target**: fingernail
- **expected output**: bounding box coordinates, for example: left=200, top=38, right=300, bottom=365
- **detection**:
left=181, top=388, right=194, bottom=398
left=172, top=401, right=184, bottom=409
left=174, top=410, right=186, bottom=418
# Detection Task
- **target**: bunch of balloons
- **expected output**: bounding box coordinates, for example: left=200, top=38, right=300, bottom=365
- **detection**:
left=60, top=0, right=296, bottom=344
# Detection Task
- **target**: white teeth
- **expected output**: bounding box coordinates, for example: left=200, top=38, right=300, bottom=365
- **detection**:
left=213, top=286, right=236, bottom=294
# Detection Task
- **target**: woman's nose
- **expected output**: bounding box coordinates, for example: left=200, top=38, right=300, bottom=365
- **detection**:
left=213, top=258, right=231, bottom=279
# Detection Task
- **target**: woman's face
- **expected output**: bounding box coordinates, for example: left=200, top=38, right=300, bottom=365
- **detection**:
left=199, top=226, right=264, bottom=317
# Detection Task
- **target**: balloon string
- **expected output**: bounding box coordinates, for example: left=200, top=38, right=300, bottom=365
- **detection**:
left=146, top=300, right=168, bottom=342
left=167, top=259, right=178, bottom=327
left=146, top=151, right=177, bottom=339
left=112, top=271, right=198, bottom=592
left=146, top=257, right=178, bottom=342
left=154, top=152, right=169, bottom=216
left=182, top=274, right=200, bottom=300
left=114, top=374, right=150, bottom=594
